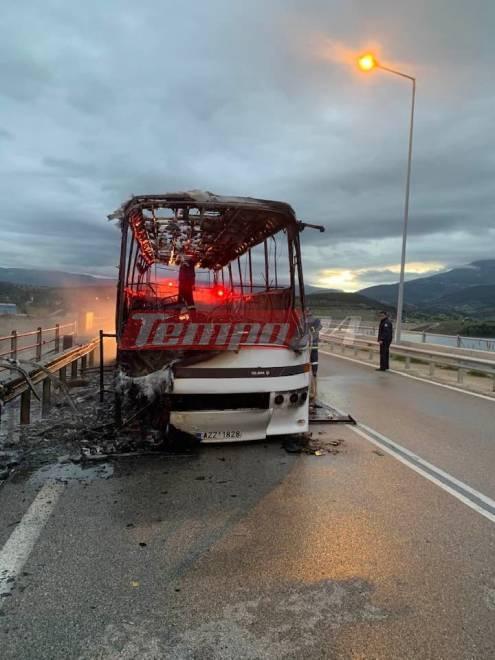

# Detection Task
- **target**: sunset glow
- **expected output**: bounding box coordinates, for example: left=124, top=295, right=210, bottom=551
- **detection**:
left=315, top=262, right=446, bottom=292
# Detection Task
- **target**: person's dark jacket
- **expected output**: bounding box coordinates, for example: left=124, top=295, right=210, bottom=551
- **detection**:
left=308, top=314, right=322, bottom=346
left=378, top=317, right=393, bottom=344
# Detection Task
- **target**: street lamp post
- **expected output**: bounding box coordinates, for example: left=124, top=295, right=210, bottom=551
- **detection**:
left=357, top=54, right=416, bottom=343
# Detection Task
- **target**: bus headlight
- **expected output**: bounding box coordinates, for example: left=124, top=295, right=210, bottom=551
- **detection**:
left=272, top=388, right=308, bottom=407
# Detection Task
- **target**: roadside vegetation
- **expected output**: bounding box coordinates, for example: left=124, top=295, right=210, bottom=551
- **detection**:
left=408, top=316, right=495, bottom=338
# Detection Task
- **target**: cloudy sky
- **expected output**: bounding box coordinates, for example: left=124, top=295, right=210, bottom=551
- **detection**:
left=1, top=0, right=494, bottom=290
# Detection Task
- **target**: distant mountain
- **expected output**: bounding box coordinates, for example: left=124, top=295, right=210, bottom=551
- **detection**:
left=0, top=280, right=116, bottom=314
left=425, top=285, right=495, bottom=317
left=359, top=260, right=495, bottom=311
left=0, top=268, right=115, bottom=288
left=0, top=271, right=338, bottom=294
left=0, top=281, right=63, bottom=312
left=305, top=285, right=341, bottom=295
left=306, top=290, right=395, bottom=319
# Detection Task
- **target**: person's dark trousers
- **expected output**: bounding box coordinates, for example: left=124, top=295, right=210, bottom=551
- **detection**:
left=379, top=341, right=391, bottom=370
left=311, top=347, right=318, bottom=377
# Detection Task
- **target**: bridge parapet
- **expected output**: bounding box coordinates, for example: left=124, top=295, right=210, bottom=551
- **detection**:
left=320, top=331, right=495, bottom=394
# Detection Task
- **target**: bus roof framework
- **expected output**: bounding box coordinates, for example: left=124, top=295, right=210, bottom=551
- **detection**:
left=110, top=191, right=324, bottom=343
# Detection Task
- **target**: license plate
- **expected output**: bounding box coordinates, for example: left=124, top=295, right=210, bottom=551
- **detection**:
left=198, top=430, right=242, bottom=440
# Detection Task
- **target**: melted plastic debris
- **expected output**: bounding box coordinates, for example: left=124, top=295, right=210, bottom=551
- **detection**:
left=283, top=434, right=344, bottom=456
left=0, top=366, right=200, bottom=482
left=116, top=366, right=174, bottom=401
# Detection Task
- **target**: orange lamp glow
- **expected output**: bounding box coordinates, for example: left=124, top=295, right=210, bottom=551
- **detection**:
left=357, top=53, right=378, bottom=72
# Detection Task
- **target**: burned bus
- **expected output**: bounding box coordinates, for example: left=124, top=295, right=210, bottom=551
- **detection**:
left=110, top=191, right=321, bottom=442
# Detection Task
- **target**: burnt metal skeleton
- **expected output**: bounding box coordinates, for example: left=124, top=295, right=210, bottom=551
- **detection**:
left=109, top=191, right=323, bottom=441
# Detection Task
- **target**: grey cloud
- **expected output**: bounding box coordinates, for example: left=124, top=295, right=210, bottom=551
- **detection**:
left=299, top=210, right=482, bottom=245
left=43, top=157, right=96, bottom=178
left=356, top=268, right=446, bottom=285
left=0, top=0, right=494, bottom=285
left=354, top=269, right=401, bottom=284
left=0, top=49, right=52, bottom=102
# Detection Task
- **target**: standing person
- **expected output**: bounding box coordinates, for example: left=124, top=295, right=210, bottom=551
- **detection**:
left=307, top=308, right=322, bottom=399
left=307, top=309, right=322, bottom=378
left=178, top=256, right=196, bottom=311
left=377, top=310, right=393, bottom=371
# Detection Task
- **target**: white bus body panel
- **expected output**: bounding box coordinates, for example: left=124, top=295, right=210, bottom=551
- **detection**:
left=170, top=347, right=310, bottom=441
left=172, top=347, right=309, bottom=394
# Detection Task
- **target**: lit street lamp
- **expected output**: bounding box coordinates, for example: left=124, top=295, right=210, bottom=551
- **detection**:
left=357, top=53, right=416, bottom=343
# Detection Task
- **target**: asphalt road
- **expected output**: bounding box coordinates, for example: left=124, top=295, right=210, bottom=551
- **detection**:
left=318, top=351, right=495, bottom=499
left=1, top=354, right=495, bottom=659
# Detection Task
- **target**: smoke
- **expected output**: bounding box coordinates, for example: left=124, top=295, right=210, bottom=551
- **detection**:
left=59, top=285, right=117, bottom=362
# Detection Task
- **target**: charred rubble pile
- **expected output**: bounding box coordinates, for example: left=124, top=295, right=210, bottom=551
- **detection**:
left=0, top=371, right=110, bottom=478
left=0, top=366, right=191, bottom=481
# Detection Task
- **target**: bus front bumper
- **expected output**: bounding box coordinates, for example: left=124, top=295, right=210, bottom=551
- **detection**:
left=170, top=402, right=309, bottom=442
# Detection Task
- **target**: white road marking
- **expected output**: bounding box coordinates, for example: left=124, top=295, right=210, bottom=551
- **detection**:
left=349, top=423, right=495, bottom=525
left=319, top=396, right=495, bottom=524
left=0, top=480, right=64, bottom=604
left=319, top=349, right=495, bottom=402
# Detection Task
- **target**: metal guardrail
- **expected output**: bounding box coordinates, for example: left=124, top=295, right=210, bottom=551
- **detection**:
left=319, top=318, right=495, bottom=353
left=320, top=319, right=376, bottom=337
left=320, top=331, right=495, bottom=391
left=0, top=322, right=77, bottom=373
left=0, top=338, right=98, bottom=425
left=408, top=331, right=495, bottom=352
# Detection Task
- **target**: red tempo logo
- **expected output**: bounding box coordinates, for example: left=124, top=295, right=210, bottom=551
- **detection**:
left=120, top=311, right=296, bottom=350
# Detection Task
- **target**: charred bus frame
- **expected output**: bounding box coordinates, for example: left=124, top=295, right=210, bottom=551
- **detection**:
left=110, top=192, right=323, bottom=442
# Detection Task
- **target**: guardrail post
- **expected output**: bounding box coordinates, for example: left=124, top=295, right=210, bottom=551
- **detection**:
left=42, top=379, right=51, bottom=418
left=71, top=359, right=78, bottom=380
left=36, top=327, right=42, bottom=361
left=89, top=349, right=95, bottom=368
left=20, top=390, right=31, bottom=425
left=55, top=324, right=60, bottom=353
left=59, top=366, right=66, bottom=382
left=10, top=330, right=17, bottom=360
left=114, top=391, right=122, bottom=427
left=422, top=332, right=426, bottom=343
left=81, top=354, right=87, bottom=374
left=99, top=330, right=105, bottom=402
left=429, top=361, right=435, bottom=377
left=457, top=369, right=465, bottom=384
left=456, top=335, right=461, bottom=348
left=405, top=356, right=411, bottom=369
